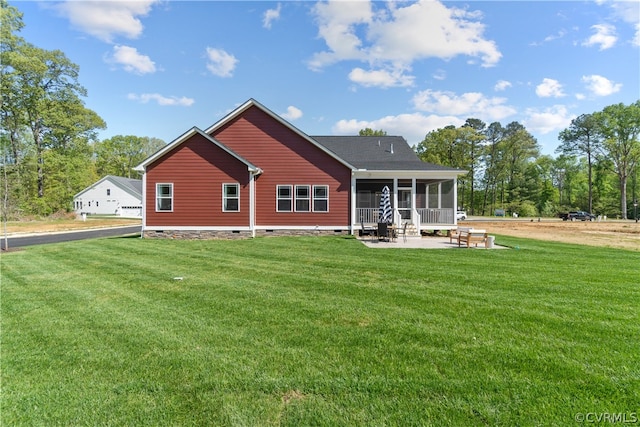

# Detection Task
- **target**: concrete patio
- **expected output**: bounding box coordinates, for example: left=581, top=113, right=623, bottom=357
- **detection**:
left=358, top=235, right=508, bottom=249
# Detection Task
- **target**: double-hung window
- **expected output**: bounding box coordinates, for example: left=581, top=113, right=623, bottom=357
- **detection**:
left=313, top=185, right=329, bottom=212
left=156, top=183, right=173, bottom=211
left=277, top=185, right=292, bottom=212
left=223, top=183, right=240, bottom=212
left=295, top=185, right=310, bottom=212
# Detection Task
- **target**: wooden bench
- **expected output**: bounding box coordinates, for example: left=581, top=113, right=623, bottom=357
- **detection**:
left=449, top=227, right=461, bottom=244
left=457, top=228, right=487, bottom=247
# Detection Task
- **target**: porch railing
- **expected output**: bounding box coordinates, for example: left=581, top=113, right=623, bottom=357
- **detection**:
left=358, top=207, right=454, bottom=225
left=417, top=208, right=454, bottom=224
left=357, top=208, right=379, bottom=224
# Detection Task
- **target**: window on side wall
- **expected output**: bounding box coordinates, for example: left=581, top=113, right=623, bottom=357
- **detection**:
left=277, top=185, right=292, bottom=212
left=313, top=185, right=329, bottom=212
left=156, top=183, right=173, bottom=211
left=223, top=183, right=240, bottom=212
left=295, top=185, right=310, bottom=212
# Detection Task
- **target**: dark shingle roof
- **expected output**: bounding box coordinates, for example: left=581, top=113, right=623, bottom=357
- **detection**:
left=311, top=136, right=459, bottom=171
left=108, top=175, right=142, bottom=197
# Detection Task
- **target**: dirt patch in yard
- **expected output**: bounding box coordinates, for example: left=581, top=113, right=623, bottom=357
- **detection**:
left=5, top=217, right=638, bottom=251
left=462, top=219, right=640, bottom=251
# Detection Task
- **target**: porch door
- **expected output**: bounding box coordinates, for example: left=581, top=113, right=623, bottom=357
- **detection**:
left=398, top=189, right=412, bottom=221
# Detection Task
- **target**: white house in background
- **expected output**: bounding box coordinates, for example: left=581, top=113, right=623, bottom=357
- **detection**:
left=73, top=175, right=142, bottom=217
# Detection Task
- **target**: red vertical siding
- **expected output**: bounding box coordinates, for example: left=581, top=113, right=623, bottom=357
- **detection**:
left=145, top=133, right=251, bottom=227
left=211, top=106, right=351, bottom=226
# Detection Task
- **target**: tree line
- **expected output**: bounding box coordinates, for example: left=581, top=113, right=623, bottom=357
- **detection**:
left=2, top=1, right=639, bottom=221
left=413, top=102, right=640, bottom=219
left=1, top=1, right=164, bottom=220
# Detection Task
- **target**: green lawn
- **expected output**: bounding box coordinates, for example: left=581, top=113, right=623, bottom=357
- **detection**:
left=1, top=235, right=638, bottom=426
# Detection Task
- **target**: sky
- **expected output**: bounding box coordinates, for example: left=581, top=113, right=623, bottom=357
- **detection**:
left=13, top=0, right=640, bottom=155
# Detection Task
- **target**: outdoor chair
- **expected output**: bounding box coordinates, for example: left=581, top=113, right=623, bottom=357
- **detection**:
left=377, top=222, right=389, bottom=242
left=397, top=222, right=408, bottom=243
left=360, top=220, right=375, bottom=241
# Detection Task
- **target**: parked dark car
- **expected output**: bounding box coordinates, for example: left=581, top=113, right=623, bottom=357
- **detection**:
left=560, top=211, right=596, bottom=221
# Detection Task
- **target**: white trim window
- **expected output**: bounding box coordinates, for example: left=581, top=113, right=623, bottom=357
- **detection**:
left=156, top=183, right=173, bottom=212
left=295, top=185, right=310, bottom=212
left=313, top=185, right=329, bottom=212
left=277, top=185, right=292, bottom=212
left=223, top=183, right=240, bottom=212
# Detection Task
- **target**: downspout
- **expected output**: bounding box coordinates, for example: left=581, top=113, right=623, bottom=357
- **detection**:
left=250, top=171, right=256, bottom=238
left=250, top=168, right=263, bottom=238
left=140, top=171, right=146, bottom=238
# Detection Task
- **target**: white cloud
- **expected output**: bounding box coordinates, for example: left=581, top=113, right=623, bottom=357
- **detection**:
left=524, top=105, right=575, bottom=135
left=543, top=29, right=567, bottom=43
left=281, top=106, right=303, bottom=120
left=494, top=80, right=512, bottom=91
left=603, top=0, right=640, bottom=46
left=536, top=78, right=566, bottom=98
left=581, top=74, right=622, bottom=96
left=348, top=67, right=414, bottom=88
left=52, top=0, right=159, bottom=43
left=127, top=93, right=194, bottom=107
left=263, top=3, right=282, bottom=29
left=205, top=47, right=238, bottom=78
left=432, top=69, right=447, bottom=81
left=583, top=23, right=617, bottom=50
left=309, top=0, right=501, bottom=87
left=333, top=113, right=464, bottom=147
left=411, top=89, right=517, bottom=121
left=108, top=45, right=156, bottom=75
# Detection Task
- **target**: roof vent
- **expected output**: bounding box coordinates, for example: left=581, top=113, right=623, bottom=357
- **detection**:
left=390, top=143, right=394, bottom=154
left=378, top=139, right=381, bottom=147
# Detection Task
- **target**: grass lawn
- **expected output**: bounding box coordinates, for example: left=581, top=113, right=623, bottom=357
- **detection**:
left=1, top=235, right=638, bottom=426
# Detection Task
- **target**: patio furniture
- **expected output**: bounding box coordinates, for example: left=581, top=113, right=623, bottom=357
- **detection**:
left=360, top=220, right=376, bottom=241
left=377, top=222, right=389, bottom=242
left=396, top=222, right=408, bottom=243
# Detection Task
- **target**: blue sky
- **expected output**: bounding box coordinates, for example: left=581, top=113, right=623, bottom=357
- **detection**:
left=14, top=0, right=640, bottom=155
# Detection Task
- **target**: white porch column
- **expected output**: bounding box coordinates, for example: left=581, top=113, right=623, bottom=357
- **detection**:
left=350, top=173, right=356, bottom=234
left=393, top=178, right=398, bottom=224
left=452, top=178, right=458, bottom=225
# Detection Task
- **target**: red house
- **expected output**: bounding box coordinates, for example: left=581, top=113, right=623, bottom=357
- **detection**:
left=134, top=99, right=465, bottom=239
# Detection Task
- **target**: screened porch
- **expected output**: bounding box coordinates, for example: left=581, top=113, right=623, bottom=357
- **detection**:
left=355, top=178, right=457, bottom=233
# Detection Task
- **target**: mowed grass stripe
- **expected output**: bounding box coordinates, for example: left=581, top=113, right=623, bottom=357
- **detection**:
left=2, top=235, right=638, bottom=425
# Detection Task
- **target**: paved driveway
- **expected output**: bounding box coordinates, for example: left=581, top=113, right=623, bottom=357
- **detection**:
left=1, top=226, right=141, bottom=250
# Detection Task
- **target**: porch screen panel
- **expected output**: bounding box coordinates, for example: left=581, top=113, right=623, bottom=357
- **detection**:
left=441, top=180, right=455, bottom=209
left=427, top=184, right=439, bottom=208
left=416, top=183, right=426, bottom=208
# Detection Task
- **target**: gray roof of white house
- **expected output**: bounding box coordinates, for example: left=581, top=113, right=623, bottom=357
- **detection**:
left=311, top=136, right=461, bottom=172
left=74, top=175, right=142, bottom=199
left=108, top=175, right=142, bottom=196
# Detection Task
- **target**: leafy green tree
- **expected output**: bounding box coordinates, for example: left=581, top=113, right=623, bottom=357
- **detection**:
left=557, top=114, right=601, bottom=213
left=1, top=1, right=105, bottom=216
left=415, top=125, right=464, bottom=166
left=502, top=122, right=539, bottom=204
left=480, top=122, right=506, bottom=215
left=95, top=136, right=165, bottom=178
left=359, top=128, right=387, bottom=136
left=594, top=101, right=640, bottom=218
left=461, top=118, right=486, bottom=214
left=552, top=154, right=581, bottom=209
